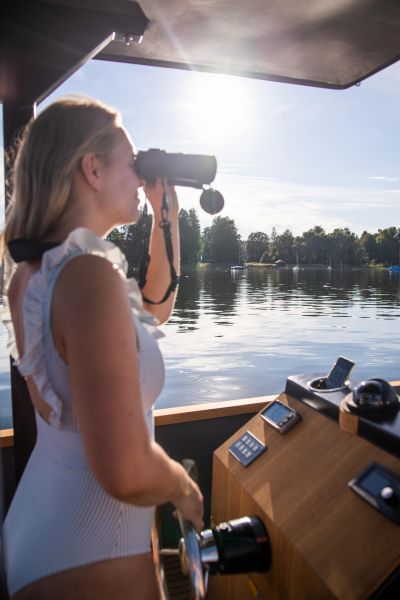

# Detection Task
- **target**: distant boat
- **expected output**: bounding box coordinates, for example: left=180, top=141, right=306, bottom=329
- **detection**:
left=275, top=259, right=287, bottom=269
left=388, top=265, right=400, bottom=272
left=327, top=257, right=332, bottom=271
left=231, top=265, right=245, bottom=271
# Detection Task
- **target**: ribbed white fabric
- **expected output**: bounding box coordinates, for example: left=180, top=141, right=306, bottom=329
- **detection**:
left=1, top=229, right=165, bottom=596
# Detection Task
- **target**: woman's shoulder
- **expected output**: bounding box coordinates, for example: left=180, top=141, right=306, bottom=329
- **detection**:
left=53, top=252, right=127, bottom=307
left=45, top=227, right=137, bottom=323
left=49, top=228, right=163, bottom=337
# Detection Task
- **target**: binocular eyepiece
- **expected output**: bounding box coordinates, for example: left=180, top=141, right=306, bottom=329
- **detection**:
left=134, top=149, right=224, bottom=215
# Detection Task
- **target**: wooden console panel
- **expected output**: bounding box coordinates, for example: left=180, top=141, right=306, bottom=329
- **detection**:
left=209, top=393, right=400, bottom=600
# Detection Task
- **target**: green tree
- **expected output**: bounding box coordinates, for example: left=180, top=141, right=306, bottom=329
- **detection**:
left=200, top=226, right=212, bottom=262
left=328, top=228, right=366, bottom=266
left=361, top=230, right=379, bottom=264
left=179, top=208, right=201, bottom=264
left=374, top=227, right=400, bottom=265
left=206, top=216, right=241, bottom=263
left=301, top=226, right=328, bottom=264
left=246, top=231, right=269, bottom=262
left=188, top=208, right=201, bottom=261
left=294, top=236, right=306, bottom=264
left=107, top=212, right=152, bottom=278
left=240, top=240, right=247, bottom=262
left=273, top=229, right=296, bottom=263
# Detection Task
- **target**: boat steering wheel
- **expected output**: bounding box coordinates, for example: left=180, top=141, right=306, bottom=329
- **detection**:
left=176, top=459, right=209, bottom=599
left=177, top=513, right=209, bottom=600
left=157, top=461, right=270, bottom=600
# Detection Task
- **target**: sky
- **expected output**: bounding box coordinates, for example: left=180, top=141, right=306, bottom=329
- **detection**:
left=2, top=57, right=400, bottom=238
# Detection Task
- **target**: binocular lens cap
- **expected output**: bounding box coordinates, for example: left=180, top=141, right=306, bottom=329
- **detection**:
left=200, top=189, right=224, bottom=215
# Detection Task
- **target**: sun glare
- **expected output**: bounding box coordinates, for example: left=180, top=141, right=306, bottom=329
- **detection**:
left=183, top=73, right=252, bottom=144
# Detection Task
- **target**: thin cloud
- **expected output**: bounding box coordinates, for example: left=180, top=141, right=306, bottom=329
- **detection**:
left=222, top=173, right=276, bottom=182
left=270, top=104, right=293, bottom=119
left=368, top=176, right=398, bottom=182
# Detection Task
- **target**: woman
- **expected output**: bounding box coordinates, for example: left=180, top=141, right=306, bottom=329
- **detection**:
left=0, top=96, right=204, bottom=599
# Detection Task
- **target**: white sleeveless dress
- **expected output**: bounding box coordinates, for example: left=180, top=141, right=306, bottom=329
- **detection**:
left=1, top=228, right=165, bottom=597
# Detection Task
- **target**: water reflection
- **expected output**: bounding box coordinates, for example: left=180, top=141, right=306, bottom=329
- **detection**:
left=201, top=267, right=240, bottom=322
left=156, top=266, right=400, bottom=408
left=168, top=268, right=201, bottom=332
left=244, top=267, right=400, bottom=317
left=173, top=266, right=242, bottom=329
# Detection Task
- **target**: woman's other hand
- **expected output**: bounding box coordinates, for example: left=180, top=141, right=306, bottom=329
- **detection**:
left=144, top=178, right=179, bottom=220
left=172, top=475, right=204, bottom=533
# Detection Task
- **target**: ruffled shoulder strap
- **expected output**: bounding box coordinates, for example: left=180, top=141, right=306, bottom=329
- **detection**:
left=1, top=227, right=163, bottom=427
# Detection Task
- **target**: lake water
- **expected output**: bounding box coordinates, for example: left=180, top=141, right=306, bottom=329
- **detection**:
left=1, top=266, right=399, bottom=426
left=156, top=266, right=400, bottom=408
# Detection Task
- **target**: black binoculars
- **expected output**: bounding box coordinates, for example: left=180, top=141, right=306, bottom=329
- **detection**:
left=134, top=149, right=224, bottom=214
left=135, top=148, right=217, bottom=188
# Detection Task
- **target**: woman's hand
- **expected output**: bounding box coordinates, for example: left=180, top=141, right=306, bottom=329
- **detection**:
left=144, top=178, right=179, bottom=220
left=172, top=476, right=204, bottom=533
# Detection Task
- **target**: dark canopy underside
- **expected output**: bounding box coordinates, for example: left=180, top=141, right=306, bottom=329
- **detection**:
left=2, top=0, right=400, bottom=112
left=101, top=0, right=400, bottom=89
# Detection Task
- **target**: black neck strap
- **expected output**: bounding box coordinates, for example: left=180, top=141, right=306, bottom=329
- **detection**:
left=7, top=239, right=61, bottom=263
left=7, top=194, right=178, bottom=304
left=139, top=191, right=179, bottom=305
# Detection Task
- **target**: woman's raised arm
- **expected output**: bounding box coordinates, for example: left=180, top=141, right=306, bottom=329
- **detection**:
left=140, top=180, right=180, bottom=324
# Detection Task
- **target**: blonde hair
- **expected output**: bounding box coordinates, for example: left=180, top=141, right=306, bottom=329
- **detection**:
left=3, top=95, right=121, bottom=247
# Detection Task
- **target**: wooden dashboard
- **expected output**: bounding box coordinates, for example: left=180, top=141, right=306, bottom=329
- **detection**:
left=210, top=393, right=400, bottom=599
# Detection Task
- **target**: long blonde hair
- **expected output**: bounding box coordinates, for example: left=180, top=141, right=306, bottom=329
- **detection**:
left=3, top=96, right=121, bottom=248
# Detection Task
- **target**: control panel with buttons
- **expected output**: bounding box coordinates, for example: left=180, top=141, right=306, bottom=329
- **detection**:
left=229, top=431, right=267, bottom=467
left=348, top=462, right=400, bottom=524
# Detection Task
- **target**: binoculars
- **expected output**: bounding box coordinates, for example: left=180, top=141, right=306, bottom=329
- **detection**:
left=134, top=149, right=224, bottom=214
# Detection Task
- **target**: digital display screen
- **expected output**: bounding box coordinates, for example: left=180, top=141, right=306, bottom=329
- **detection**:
left=326, top=357, right=354, bottom=388
left=360, top=470, right=389, bottom=496
left=327, top=364, right=348, bottom=387
left=263, top=402, right=292, bottom=423
left=349, top=463, right=400, bottom=524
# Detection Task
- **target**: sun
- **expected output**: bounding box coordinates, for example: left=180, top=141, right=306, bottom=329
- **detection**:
left=183, top=72, right=251, bottom=144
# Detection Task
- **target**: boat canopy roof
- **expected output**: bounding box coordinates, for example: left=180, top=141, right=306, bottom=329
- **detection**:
left=2, top=0, right=400, bottom=113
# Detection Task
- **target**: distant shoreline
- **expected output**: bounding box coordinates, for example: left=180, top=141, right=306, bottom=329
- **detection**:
left=244, top=263, right=387, bottom=269
left=182, top=262, right=389, bottom=270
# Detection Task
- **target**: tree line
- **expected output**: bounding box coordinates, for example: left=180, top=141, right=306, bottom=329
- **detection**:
left=247, top=225, right=400, bottom=267
left=108, top=209, right=400, bottom=272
